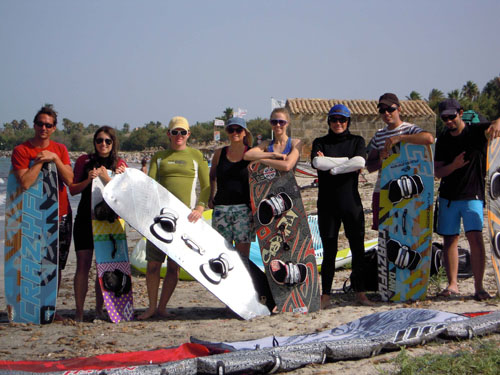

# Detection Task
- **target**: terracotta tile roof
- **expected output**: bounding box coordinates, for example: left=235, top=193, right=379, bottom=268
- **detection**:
left=286, top=98, right=435, bottom=117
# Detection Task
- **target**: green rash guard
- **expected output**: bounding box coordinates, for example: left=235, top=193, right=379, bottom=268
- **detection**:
left=149, top=147, right=210, bottom=209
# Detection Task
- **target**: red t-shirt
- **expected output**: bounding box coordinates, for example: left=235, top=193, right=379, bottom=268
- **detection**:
left=12, top=140, right=72, bottom=217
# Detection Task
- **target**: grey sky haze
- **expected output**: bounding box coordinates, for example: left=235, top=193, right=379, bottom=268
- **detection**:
left=1, top=0, right=499, bottom=129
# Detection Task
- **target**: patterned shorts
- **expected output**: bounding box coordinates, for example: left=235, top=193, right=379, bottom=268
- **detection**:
left=59, top=212, right=73, bottom=270
left=212, top=204, right=255, bottom=244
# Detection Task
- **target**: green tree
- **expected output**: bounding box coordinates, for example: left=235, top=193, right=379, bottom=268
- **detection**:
left=406, top=91, right=422, bottom=100
left=222, top=108, right=234, bottom=122
left=461, top=80, right=479, bottom=101
left=447, top=89, right=460, bottom=99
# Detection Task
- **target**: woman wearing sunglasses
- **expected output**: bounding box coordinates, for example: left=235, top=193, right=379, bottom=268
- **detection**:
left=209, top=117, right=254, bottom=258
left=311, top=104, right=371, bottom=308
left=69, top=126, right=127, bottom=321
left=139, top=116, right=210, bottom=320
left=244, top=108, right=301, bottom=171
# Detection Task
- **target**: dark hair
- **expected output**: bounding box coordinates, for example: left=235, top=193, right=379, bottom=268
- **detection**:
left=34, top=105, right=58, bottom=126
left=92, top=126, right=119, bottom=170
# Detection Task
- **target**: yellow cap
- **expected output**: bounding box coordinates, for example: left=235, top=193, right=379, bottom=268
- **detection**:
left=168, top=116, right=189, bottom=131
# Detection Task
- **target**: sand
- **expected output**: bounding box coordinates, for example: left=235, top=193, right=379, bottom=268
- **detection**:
left=0, top=171, right=499, bottom=374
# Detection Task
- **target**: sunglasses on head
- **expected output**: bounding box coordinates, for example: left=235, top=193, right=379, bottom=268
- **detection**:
left=35, top=121, right=55, bottom=129
left=226, top=126, right=244, bottom=134
left=96, top=138, right=113, bottom=145
left=270, top=119, right=288, bottom=126
left=328, top=116, right=348, bottom=124
left=378, top=106, right=398, bottom=114
left=170, top=129, right=188, bottom=136
left=441, top=114, right=457, bottom=121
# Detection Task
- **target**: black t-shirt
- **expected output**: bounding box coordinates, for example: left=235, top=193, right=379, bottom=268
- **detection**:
left=311, top=130, right=366, bottom=207
left=435, top=122, right=490, bottom=201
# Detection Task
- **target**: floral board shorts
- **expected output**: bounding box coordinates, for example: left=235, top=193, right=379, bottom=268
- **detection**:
left=212, top=204, right=255, bottom=244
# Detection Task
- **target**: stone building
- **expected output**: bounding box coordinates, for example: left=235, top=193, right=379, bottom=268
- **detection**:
left=285, top=98, right=436, bottom=160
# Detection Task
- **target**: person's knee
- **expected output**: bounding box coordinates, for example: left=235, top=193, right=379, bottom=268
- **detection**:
left=147, top=261, right=162, bottom=274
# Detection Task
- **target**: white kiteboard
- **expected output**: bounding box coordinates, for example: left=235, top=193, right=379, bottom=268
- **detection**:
left=102, top=168, right=270, bottom=320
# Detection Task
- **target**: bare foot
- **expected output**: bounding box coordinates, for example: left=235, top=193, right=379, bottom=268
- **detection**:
left=95, top=310, right=107, bottom=320
left=74, top=311, right=84, bottom=322
left=320, top=294, right=331, bottom=309
left=156, top=309, right=174, bottom=319
left=137, top=307, right=157, bottom=320
left=355, top=292, right=375, bottom=306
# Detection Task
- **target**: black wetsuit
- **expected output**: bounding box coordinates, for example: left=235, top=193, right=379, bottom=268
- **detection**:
left=311, top=129, right=367, bottom=294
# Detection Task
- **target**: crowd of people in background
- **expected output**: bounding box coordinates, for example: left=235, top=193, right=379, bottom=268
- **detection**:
left=11, top=93, right=500, bottom=321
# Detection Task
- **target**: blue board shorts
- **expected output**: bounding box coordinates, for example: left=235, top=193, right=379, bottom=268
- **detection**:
left=436, top=198, right=484, bottom=236
left=212, top=204, right=255, bottom=244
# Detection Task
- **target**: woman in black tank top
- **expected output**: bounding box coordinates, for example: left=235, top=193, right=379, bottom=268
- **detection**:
left=209, top=117, right=254, bottom=257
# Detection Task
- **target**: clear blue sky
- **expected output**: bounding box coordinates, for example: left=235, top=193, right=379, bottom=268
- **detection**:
left=1, top=0, right=499, bottom=129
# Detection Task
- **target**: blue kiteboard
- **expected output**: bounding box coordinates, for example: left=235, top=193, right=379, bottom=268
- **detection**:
left=4, top=163, right=59, bottom=324
left=378, top=143, right=433, bottom=302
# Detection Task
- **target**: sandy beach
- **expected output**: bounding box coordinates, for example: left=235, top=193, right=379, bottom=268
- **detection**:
left=1, top=172, right=499, bottom=374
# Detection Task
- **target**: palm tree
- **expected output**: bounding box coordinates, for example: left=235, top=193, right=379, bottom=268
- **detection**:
left=461, top=81, right=479, bottom=101
left=406, top=91, right=422, bottom=100
left=223, top=107, right=234, bottom=121
left=447, top=89, right=460, bottom=99
left=427, top=88, right=445, bottom=111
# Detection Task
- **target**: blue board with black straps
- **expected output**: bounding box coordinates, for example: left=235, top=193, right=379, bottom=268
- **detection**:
left=378, top=143, right=433, bottom=302
left=4, top=163, right=59, bottom=324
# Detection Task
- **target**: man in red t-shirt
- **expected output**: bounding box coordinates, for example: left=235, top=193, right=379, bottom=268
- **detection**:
left=11, top=105, right=74, bottom=287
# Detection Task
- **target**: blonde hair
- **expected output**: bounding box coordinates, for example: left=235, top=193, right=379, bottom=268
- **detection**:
left=270, top=107, right=290, bottom=123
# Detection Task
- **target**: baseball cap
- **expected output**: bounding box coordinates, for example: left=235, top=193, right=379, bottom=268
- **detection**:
left=226, top=117, right=253, bottom=146
left=328, top=104, right=351, bottom=118
left=168, top=116, right=190, bottom=131
left=378, top=93, right=400, bottom=108
left=438, top=99, right=461, bottom=116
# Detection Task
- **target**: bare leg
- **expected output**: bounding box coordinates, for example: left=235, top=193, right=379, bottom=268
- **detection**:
left=234, top=242, right=250, bottom=258
left=465, top=231, right=490, bottom=296
left=157, top=259, right=180, bottom=318
left=137, top=260, right=162, bottom=320
left=95, top=276, right=105, bottom=319
left=442, top=235, right=460, bottom=294
left=74, top=250, right=93, bottom=321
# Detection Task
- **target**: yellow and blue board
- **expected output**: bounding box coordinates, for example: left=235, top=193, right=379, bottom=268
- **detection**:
left=4, top=163, right=59, bottom=324
left=378, top=143, right=433, bottom=302
left=92, top=175, right=134, bottom=323
left=486, top=137, right=500, bottom=296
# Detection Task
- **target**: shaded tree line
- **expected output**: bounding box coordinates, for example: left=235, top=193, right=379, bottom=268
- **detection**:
left=2, top=76, right=499, bottom=151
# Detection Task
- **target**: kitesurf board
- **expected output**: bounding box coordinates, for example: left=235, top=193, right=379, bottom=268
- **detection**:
left=248, top=162, right=320, bottom=314
left=486, top=137, right=500, bottom=296
left=92, top=175, right=134, bottom=323
left=4, top=163, right=59, bottom=324
left=130, top=237, right=194, bottom=281
left=102, top=168, right=270, bottom=320
left=378, top=143, right=434, bottom=302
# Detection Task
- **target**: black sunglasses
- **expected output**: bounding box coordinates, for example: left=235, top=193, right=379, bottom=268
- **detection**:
left=170, top=129, right=188, bottom=136
left=226, top=126, right=244, bottom=134
left=378, top=106, right=398, bottom=114
left=328, top=116, right=348, bottom=124
left=35, top=121, right=55, bottom=129
left=270, top=119, right=288, bottom=126
left=441, top=114, right=457, bottom=121
left=96, top=138, right=113, bottom=145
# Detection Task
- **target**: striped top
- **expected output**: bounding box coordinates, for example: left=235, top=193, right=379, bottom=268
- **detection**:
left=369, top=122, right=424, bottom=192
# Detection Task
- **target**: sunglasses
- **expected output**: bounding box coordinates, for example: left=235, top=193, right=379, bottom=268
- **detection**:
left=378, top=106, right=398, bottom=114
left=328, top=116, right=348, bottom=124
left=270, top=119, right=288, bottom=126
left=226, top=126, right=244, bottom=134
left=35, top=121, right=55, bottom=129
left=441, top=114, right=457, bottom=121
left=96, top=138, right=113, bottom=145
left=170, top=129, right=188, bottom=136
